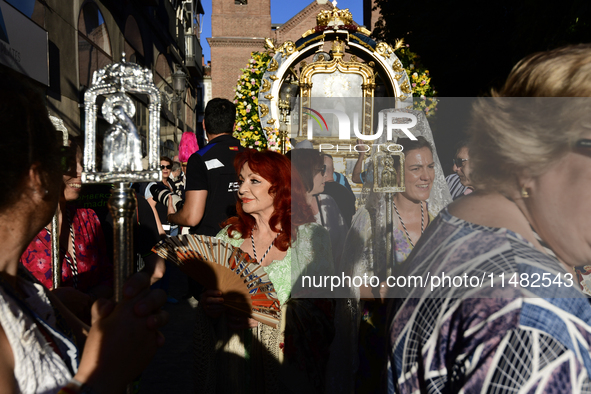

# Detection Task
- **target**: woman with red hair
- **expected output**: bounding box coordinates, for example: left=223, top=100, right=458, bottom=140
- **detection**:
left=194, top=149, right=335, bottom=394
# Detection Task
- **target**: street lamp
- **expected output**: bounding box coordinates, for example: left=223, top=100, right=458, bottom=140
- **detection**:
left=172, top=68, right=187, bottom=102
left=171, top=67, right=188, bottom=144
left=278, top=82, right=295, bottom=154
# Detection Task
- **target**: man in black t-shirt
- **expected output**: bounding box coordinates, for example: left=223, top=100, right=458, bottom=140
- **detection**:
left=167, top=98, right=243, bottom=236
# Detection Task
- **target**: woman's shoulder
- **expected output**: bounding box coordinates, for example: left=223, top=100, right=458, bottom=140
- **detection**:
left=408, top=206, right=570, bottom=296
left=294, top=222, right=328, bottom=238
left=446, top=192, right=537, bottom=243
left=317, top=193, right=336, bottom=204
left=292, top=223, right=332, bottom=259
left=424, top=206, right=530, bottom=254
left=71, top=206, right=101, bottom=225
left=0, top=275, right=74, bottom=389
left=73, top=206, right=99, bottom=216
left=215, top=225, right=244, bottom=247
left=215, top=225, right=234, bottom=239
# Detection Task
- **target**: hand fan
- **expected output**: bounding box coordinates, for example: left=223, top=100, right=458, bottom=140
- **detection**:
left=152, top=234, right=281, bottom=328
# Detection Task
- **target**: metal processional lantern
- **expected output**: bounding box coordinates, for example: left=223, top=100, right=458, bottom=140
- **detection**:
left=82, top=54, right=161, bottom=301
left=370, top=147, right=405, bottom=276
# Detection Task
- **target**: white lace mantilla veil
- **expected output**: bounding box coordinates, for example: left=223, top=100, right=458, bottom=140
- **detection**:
left=326, top=109, right=451, bottom=393
left=344, top=108, right=451, bottom=291
left=357, top=108, right=451, bottom=215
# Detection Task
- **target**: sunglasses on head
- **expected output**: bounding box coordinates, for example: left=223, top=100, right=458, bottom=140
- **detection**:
left=316, top=164, right=326, bottom=176
left=453, top=158, right=468, bottom=168
left=160, top=164, right=172, bottom=170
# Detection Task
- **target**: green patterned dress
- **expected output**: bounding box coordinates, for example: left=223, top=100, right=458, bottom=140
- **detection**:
left=193, top=222, right=335, bottom=394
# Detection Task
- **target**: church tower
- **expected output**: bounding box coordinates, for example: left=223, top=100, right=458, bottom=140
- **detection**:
left=208, top=0, right=272, bottom=100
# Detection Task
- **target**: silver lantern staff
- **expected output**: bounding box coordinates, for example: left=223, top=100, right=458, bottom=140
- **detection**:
left=48, top=115, right=70, bottom=290
left=82, top=54, right=161, bottom=302
left=370, top=147, right=405, bottom=281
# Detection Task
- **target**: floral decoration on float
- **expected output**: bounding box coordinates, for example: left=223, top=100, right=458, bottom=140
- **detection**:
left=395, top=42, right=438, bottom=117
left=233, top=51, right=292, bottom=152
left=232, top=42, right=437, bottom=152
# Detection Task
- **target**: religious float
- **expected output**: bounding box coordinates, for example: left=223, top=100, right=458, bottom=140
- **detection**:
left=233, top=1, right=437, bottom=193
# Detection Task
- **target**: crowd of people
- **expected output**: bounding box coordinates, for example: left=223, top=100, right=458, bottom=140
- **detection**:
left=0, top=44, right=590, bottom=393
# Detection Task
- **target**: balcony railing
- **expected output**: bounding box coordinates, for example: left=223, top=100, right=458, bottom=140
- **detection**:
left=185, top=33, right=203, bottom=74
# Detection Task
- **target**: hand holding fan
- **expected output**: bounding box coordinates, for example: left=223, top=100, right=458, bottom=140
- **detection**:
left=151, top=234, right=281, bottom=328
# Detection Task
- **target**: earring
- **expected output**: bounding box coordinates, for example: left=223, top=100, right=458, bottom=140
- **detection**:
left=521, top=185, right=529, bottom=198
left=44, top=189, right=49, bottom=195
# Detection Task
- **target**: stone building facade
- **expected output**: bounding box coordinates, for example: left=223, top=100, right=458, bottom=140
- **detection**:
left=0, top=0, right=205, bottom=154
left=207, top=0, right=271, bottom=100
left=208, top=0, right=337, bottom=101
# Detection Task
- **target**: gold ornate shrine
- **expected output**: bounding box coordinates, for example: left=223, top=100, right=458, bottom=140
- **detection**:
left=298, top=38, right=376, bottom=138
left=258, top=4, right=411, bottom=191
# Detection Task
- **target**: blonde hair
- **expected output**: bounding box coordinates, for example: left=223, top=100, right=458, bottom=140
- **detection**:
left=468, top=44, right=591, bottom=193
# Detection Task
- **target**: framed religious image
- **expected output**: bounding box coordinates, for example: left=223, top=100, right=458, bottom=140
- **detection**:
left=372, top=151, right=405, bottom=193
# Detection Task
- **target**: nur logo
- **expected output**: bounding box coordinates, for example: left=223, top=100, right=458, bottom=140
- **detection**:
left=303, top=107, right=329, bottom=134
left=303, top=107, right=418, bottom=141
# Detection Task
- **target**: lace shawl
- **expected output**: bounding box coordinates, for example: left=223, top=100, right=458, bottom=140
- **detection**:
left=0, top=277, right=77, bottom=393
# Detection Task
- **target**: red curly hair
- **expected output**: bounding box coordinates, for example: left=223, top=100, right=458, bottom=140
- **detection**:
left=223, top=149, right=314, bottom=251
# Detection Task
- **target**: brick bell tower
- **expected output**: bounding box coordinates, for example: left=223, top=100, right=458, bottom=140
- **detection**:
left=208, top=0, right=272, bottom=100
